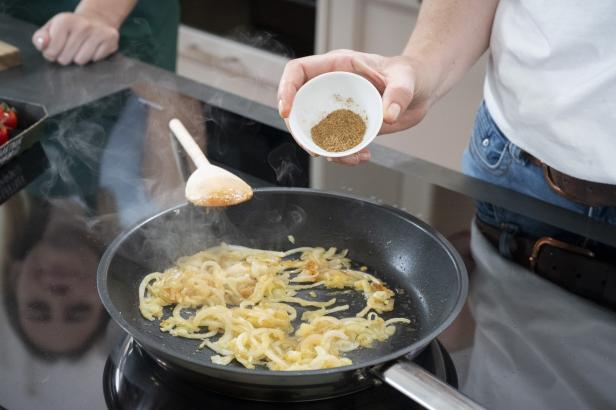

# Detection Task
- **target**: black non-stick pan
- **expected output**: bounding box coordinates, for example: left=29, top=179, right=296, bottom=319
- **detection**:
left=97, top=188, right=483, bottom=409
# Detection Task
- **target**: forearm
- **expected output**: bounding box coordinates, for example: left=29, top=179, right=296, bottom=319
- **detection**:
left=75, top=0, right=138, bottom=28
left=404, top=0, right=498, bottom=101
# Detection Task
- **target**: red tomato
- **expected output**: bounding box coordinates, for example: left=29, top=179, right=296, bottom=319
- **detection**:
left=4, top=110, right=17, bottom=129
left=0, top=103, right=17, bottom=129
left=0, top=126, right=8, bottom=145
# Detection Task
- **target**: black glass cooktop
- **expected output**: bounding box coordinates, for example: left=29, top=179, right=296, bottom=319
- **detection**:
left=2, top=78, right=616, bottom=410
left=0, top=86, right=462, bottom=410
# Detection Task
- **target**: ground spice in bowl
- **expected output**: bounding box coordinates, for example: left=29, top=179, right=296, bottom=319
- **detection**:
left=310, top=109, right=366, bottom=152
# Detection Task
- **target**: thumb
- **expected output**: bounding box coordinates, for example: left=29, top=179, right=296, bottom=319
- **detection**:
left=32, top=24, right=51, bottom=51
left=381, top=63, right=415, bottom=124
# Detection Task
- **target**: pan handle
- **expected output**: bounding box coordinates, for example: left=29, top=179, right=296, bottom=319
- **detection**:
left=375, top=357, right=486, bottom=410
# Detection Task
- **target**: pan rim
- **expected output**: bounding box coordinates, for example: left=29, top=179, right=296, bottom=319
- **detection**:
left=97, top=187, right=468, bottom=377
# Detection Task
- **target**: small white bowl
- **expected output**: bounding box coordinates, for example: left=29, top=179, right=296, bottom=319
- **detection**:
left=288, top=72, right=383, bottom=158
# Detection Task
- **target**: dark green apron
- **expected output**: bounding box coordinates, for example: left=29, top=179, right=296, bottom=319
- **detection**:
left=4, top=0, right=180, bottom=71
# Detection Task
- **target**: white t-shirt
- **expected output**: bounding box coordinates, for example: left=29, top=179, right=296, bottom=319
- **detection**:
left=484, top=0, right=616, bottom=184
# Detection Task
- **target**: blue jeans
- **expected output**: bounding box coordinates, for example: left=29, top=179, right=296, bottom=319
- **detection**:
left=461, top=102, right=616, bottom=254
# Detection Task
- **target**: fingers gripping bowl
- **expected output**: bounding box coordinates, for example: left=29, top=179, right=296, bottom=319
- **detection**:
left=288, top=72, right=383, bottom=158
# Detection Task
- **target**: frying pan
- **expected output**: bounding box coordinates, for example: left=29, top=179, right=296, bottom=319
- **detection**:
left=97, top=188, right=483, bottom=409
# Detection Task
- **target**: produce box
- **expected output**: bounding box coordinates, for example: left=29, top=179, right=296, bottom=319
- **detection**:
left=0, top=142, right=48, bottom=205
left=0, top=97, right=47, bottom=167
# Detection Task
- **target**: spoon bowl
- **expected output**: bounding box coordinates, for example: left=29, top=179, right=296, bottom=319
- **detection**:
left=185, top=167, right=253, bottom=207
left=169, top=119, right=253, bottom=207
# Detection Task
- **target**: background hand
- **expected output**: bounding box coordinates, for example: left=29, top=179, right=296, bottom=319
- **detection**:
left=32, top=12, right=120, bottom=66
left=278, top=50, right=435, bottom=165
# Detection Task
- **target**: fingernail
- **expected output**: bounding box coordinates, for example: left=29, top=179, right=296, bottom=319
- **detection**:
left=386, top=103, right=401, bottom=122
left=326, top=157, right=333, bottom=162
left=35, top=36, right=44, bottom=49
left=359, top=151, right=371, bottom=161
left=278, top=100, right=284, bottom=117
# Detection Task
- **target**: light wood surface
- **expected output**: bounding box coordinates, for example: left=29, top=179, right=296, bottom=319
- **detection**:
left=0, top=40, right=21, bottom=71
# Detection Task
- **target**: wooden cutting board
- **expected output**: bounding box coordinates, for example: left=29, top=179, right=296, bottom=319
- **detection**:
left=0, top=40, right=21, bottom=71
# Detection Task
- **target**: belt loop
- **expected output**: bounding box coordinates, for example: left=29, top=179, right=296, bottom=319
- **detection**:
left=498, top=223, right=519, bottom=258
left=509, top=144, right=523, bottom=164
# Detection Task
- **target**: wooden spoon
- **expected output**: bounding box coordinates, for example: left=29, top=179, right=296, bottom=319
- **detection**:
left=169, top=118, right=253, bottom=207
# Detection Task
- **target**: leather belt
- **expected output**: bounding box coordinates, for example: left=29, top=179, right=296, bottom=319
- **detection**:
left=475, top=218, right=616, bottom=310
left=524, top=153, right=616, bottom=207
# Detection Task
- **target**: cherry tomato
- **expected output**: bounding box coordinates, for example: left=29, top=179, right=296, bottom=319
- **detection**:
left=4, top=110, right=17, bottom=129
left=0, top=103, right=18, bottom=129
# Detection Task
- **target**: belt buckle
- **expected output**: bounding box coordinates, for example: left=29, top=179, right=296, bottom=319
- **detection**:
left=529, top=237, right=595, bottom=272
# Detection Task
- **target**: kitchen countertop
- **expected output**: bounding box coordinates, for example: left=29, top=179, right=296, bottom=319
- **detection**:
left=1, top=13, right=616, bottom=410
left=0, top=15, right=282, bottom=128
left=1, top=14, right=613, bottom=248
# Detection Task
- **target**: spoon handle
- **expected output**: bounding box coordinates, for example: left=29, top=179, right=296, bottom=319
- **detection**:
left=169, top=118, right=210, bottom=168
